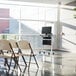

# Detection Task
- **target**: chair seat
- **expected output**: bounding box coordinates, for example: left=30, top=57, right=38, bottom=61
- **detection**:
left=21, top=53, right=36, bottom=56
left=0, top=53, right=12, bottom=58
left=0, top=53, right=20, bottom=58
left=14, top=53, right=21, bottom=57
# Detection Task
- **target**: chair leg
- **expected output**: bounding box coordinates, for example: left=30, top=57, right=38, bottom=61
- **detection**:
left=28, top=55, right=32, bottom=71
left=19, top=49, right=27, bottom=71
left=22, top=65, right=27, bottom=74
left=13, top=57, right=22, bottom=72
left=13, top=62, right=17, bottom=70
left=13, top=57, right=18, bottom=70
left=4, top=58, right=10, bottom=70
left=33, top=55, right=39, bottom=68
left=21, top=55, right=27, bottom=72
left=22, top=55, right=27, bottom=67
left=8, top=57, right=12, bottom=71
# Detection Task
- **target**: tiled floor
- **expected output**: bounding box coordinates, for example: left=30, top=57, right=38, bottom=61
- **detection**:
left=0, top=51, right=76, bottom=76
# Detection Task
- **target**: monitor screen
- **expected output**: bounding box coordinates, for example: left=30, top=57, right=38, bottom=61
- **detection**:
left=42, top=26, right=52, bottom=34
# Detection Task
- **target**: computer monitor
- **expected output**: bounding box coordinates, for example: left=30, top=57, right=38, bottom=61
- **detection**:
left=42, top=26, right=52, bottom=34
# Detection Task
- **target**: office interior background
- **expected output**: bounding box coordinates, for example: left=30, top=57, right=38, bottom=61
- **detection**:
left=0, top=0, right=76, bottom=52
left=0, top=0, right=76, bottom=76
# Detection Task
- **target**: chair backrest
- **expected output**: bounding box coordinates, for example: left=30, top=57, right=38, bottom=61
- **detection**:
left=9, top=40, right=18, bottom=48
left=17, top=40, right=34, bottom=55
left=9, top=40, right=20, bottom=53
left=17, top=40, right=30, bottom=50
left=0, top=39, right=12, bottom=52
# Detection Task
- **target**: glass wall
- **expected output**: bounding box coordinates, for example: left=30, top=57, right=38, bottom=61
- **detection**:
left=0, top=1, right=75, bottom=51
left=20, top=5, right=57, bottom=48
left=0, top=1, right=57, bottom=49
left=0, top=3, right=20, bottom=40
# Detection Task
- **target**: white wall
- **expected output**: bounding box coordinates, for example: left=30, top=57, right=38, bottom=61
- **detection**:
left=61, top=7, right=76, bottom=52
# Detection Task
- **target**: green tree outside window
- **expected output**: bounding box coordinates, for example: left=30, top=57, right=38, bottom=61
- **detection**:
left=74, top=8, right=76, bottom=18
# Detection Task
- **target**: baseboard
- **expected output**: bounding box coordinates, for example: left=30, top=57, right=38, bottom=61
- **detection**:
left=53, top=49, right=69, bottom=52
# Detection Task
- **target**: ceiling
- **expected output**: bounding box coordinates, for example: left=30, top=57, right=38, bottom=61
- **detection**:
left=9, top=0, right=76, bottom=5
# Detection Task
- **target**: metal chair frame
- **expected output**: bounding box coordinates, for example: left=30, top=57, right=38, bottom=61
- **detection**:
left=17, top=40, right=39, bottom=71
left=0, top=40, right=22, bottom=72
